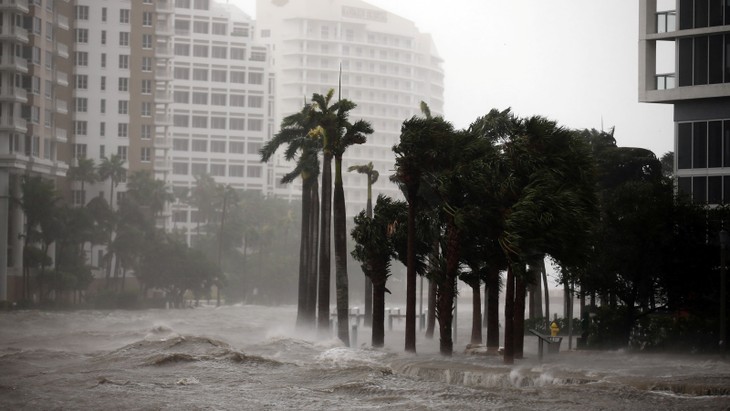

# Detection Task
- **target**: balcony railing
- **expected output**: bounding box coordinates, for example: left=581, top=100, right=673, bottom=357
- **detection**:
left=55, top=43, right=68, bottom=58
left=656, top=73, right=675, bottom=90
left=656, top=11, right=676, bottom=33
left=55, top=14, right=69, bottom=30
left=156, top=0, right=173, bottom=13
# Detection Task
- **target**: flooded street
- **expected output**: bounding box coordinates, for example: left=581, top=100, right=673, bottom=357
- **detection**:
left=1, top=305, right=729, bottom=410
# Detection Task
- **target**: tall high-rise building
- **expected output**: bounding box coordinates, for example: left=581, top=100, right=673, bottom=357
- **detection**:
left=256, top=0, right=444, bottom=217
left=0, top=0, right=72, bottom=301
left=639, top=0, right=730, bottom=203
left=168, top=0, right=274, bottom=245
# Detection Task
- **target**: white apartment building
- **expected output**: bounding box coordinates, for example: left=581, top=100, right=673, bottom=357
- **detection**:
left=256, top=0, right=444, bottom=217
left=169, top=0, right=274, bottom=245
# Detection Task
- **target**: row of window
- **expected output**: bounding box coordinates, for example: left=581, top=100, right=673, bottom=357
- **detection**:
left=174, top=19, right=230, bottom=36
left=75, top=29, right=153, bottom=48
left=175, top=0, right=210, bottom=10
left=677, top=119, right=730, bottom=169
left=73, top=122, right=153, bottom=139
left=678, top=175, right=730, bottom=204
left=172, top=43, right=265, bottom=61
left=172, top=162, right=261, bottom=178
left=75, top=6, right=154, bottom=26
left=172, top=67, right=265, bottom=84
left=678, top=0, right=730, bottom=29
left=71, top=143, right=136, bottom=163
left=75, top=75, right=152, bottom=93
left=171, top=114, right=264, bottom=131
left=677, top=34, right=730, bottom=87
left=172, top=139, right=262, bottom=154
left=172, top=91, right=263, bottom=107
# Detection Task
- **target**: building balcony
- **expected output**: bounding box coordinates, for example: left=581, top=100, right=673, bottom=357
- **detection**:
left=0, top=116, right=27, bottom=133
left=0, top=87, right=27, bottom=103
left=155, top=136, right=171, bottom=149
left=156, top=21, right=173, bottom=37
left=156, top=44, right=173, bottom=58
left=155, top=89, right=172, bottom=103
left=656, top=10, right=676, bottom=33
left=55, top=43, right=69, bottom=58
left=0, top=0, right=29, bottom=13
left=155, top=67, right=172, bottom=80
left=54, top=127, right=67, bottom=143
left=154, top=159, right=172, bottom=172
left=55, top=71, right=68, bottom=86
left=155, top=114, right=172, bottom=125
left=156, top=0, right=173, bottom=14
left=0, top=25, right=29, bottom=43
left=55, top=14, right=69, bottom=31
left=55, top=99, right=68, bottom=114
left=0, top=55, right=28, bottom=73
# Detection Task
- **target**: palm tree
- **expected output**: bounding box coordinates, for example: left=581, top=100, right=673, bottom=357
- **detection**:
left=348, top=162, right=379, bottom=327
left=98, top=154, right=126, bottom=210
left=261, top=101, right=321, bottom=327
left=67, top=157, right=97, bottom=206
left=188, top=173, right=219, bottom=233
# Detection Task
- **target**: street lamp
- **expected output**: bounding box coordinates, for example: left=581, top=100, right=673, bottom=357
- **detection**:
left=719, top=229, right=728, bottom=355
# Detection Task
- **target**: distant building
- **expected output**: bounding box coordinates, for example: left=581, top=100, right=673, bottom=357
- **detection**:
left=256, top=0, right=444, bottom=216
left=639, top=0, right=730, bottom=203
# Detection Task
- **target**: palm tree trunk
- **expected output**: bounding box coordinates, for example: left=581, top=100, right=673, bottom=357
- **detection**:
left=306, top=178, right=320, bottom=324
left=504, top=264, right=515, bottom=364
left=514, top=267, right=527, bottom=359
left=296, top=177, right=312, bottom=327
left=364, top=181, right=373, bottom=328
left=317, top=153, right=333, bottom=334
left=372, top=277, right=386, bottom=347
left=333, top=157, right=349, bottom=346
left=426, top=278, right=436, bottom=339
left=486, top=266, right=500, bottom=352
left=470, top=280, right=482, bottom=345
left=438, top=218, right=460, bottom=356
left=541, top=259, right=550, bottom=331
left=405, top=188, right=418, bottom=352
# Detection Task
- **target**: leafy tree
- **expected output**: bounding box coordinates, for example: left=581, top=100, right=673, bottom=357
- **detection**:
left=67, top=157, right=97, bottom=206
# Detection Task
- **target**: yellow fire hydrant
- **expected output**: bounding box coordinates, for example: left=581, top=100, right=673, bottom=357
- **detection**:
left=550, top=321, right=560, bottom=337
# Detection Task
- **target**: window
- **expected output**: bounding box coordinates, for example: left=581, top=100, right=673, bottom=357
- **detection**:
left=173, top=138, right=189, bottom=151
left=75, top=52, right=88, bottom=66
left=211, top=140, right=226, bottom=152
left=119, top=54, right=129, bottom=69
left=174, top=67, right=190, bottom=79
left=118, top=77, right=129, bottom=91
left=72, top=190, right=85, bottom=206
left=211, top=70, right=227, bottom=82
left=141, top=147, right=151, bottom=162
left=192, top=92, right=208, bottom=104
left=212, top=22, right=227, bottom=35
left=119, top=32, right=130, bottom=46
left=101, top=76, right=106, bottom=91
left=101, top=31, right=106, bottom=45
left=173, top=114, right=189, bottom=127
left=120, top=9, right=130, bottom=24
left=174, top=43, right=190, bottom=56
left=176, top=0, right=191, bottom=8
left=101, top=53, right=106, bottom=68
left=248, top=95, right=263, bottom=108
left=230, top=48, right=246, bottom=60
left=75, top=29, right=88, bottom=43
left=118, top=123, right=128, bottom=137
left=142, top=34, right=153, bottom=49
left=250, top=51, right=266, bottom=61
left=211, top=93, right=226, bottom=105
left=248, top=142, right=263, bottom=154
left=74, top=75, right=88, bottom=89
left=193, top=45, right=209, bottom=57
left=74, top=121, right=88, bottom=136
left=191, top=163, right=207, bottom=176
left=117, top=146, right=128, bottom=161
left=192, top=116, right=208, bottom=128
left=212, top=46, right=227, bottom=59
left=249, top=72, right=264, bottom=84
left=192, top=139, right=207, bottom=151
left=72, top=143, right=87, bottom=158
left=230, top=71, right=246, bottom=83
left=100, top=99, right=106, bottom=113
left=141, top=79, right=152, bottom=94
left=247, top=165, right=262, bottom=178
left=229, top=118, right=245, bottom=130
left=175, top=19, right=190, bottom=35
left=141, top=125, right=152, bottom=139
left=229, top=141, right=244, bottom=153
left=141, top=102, right=152, bottom=117
left=194, top=0, right=209, bottom=10
left=142, top=12, right=153, bottom=27
left=75, top=5, right=89, bottom=20
left=230, top=95, right=245, bottom=107
left=174, top=90, right=190, bottom=103
left=101, top=7, right=107, bottom=22
left=193, top=21, right=209, bottom=34
left=248, top=119, right=263, bottom=131
left=142, top=57, right=152, bottom=72
left=210, top=164, right=225, bottom=176
left=74, top=98, right=87, bottom=113
left=211, top=117, right=226, bottom=129
left=229, top=165, right=244, bottom=177
left=173, top=162, right=189, bottom=175
left=100, top=122, right=105, bottom=136
left=193, top=68, right=208, bottom=81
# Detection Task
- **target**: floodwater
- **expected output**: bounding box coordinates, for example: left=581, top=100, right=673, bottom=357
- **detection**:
left=1, top=305, right=729, bottom=410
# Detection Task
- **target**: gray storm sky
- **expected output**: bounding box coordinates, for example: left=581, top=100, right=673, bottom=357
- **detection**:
left=231, top=0, right=674, bottom=157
